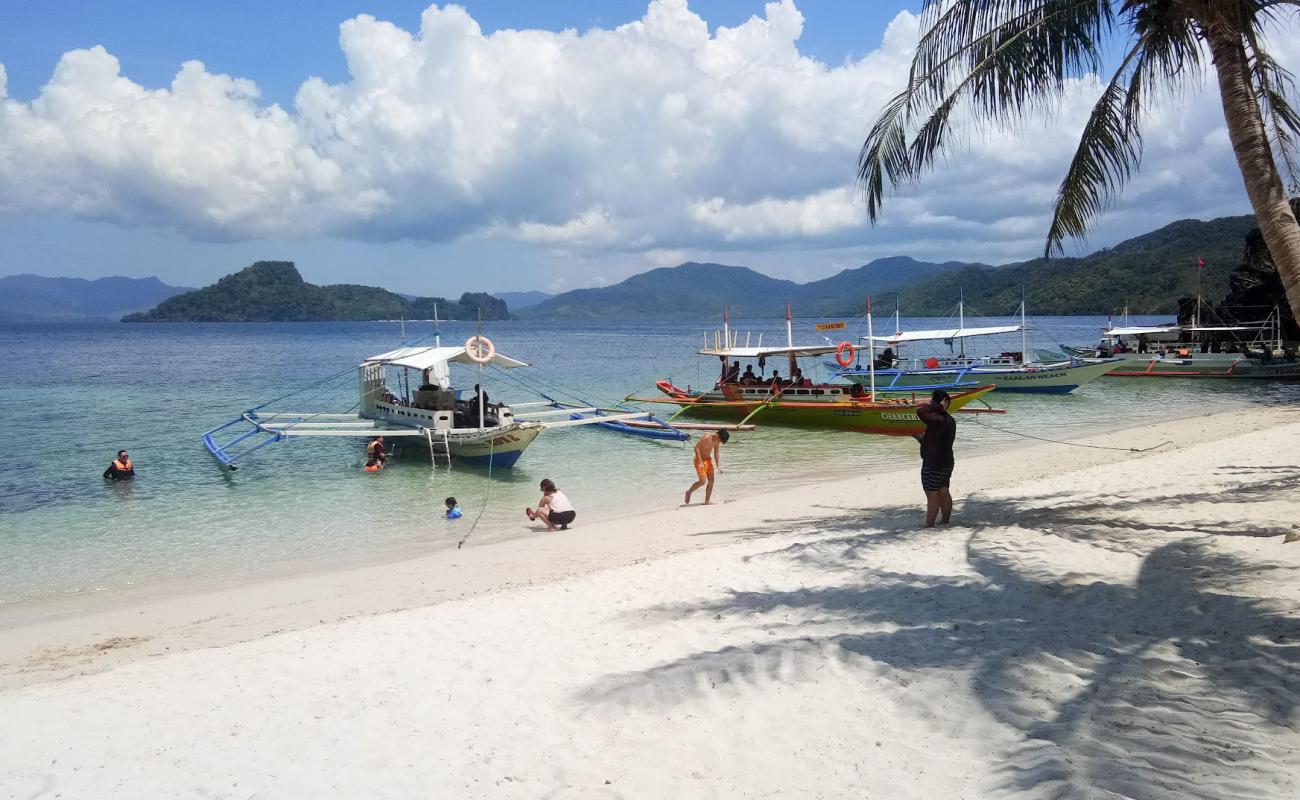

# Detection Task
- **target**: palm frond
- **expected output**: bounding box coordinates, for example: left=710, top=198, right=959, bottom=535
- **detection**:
left=858, top=87, right=916, bottom=222
left=859, top=0, right=1112, bottom=222
left=1243, top=27, right=1300, bottom=193
left=1045, top=45, right=1146, bottom=256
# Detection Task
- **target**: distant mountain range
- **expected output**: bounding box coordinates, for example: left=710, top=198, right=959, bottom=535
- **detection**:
left=494, top=290, right=552, bottom=310
left=0, top=274, right=193, bottom=322
left=124, top=261, right=511, bottom=322
left=521, top=215, right=1261, bottom=319
left=10, top=213, right=1268, bottom=325
left=520, top=256, right=979, bottom=320
left=893, top=215, right=1259, bottom=316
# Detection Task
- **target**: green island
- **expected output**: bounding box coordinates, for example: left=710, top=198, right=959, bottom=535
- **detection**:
left=123, top=261, right=510, bottom=322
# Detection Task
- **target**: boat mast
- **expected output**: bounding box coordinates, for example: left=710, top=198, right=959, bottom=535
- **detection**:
left=786, top=303, right=796, bottom=376
left=866, top=296, right=877, bottom=399
left=958, top=290, right=966, bottom=358
left=1020, top=289, right=1028, bottom=366
left=476, top=311, right=485, bottom=430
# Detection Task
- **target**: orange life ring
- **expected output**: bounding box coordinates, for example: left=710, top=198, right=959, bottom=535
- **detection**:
left=835, top=341, right=855, bottom=367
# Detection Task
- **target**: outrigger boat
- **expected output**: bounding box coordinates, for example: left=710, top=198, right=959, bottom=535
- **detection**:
left=1045, top=305, right=1300, bottom=380
left=630, top=304, right=999, bottom=435
left=833, top=300, right=1122, bottom=394
left=204, top=325, right=686, bottom=470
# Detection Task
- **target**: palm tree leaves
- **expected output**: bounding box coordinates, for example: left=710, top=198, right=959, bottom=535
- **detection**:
left=860, top=0, right=1300, bottom=254
left=860, top=1, right=1112, bottom=221
left=1045, top=46, right=1146, bottom=254
left=1242, top=28, right=1300, bottom=193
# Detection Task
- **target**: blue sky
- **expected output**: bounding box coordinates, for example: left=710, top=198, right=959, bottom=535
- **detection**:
left=0, top=1, right=1282, bottom=296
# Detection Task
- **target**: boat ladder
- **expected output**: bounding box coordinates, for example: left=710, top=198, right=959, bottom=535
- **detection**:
left=425, top=427, right=453, bottom=468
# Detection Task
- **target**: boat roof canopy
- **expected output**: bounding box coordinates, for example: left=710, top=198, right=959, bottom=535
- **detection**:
left=877, top=324, right=1021, bottom=345
left=1105, top=325, right=1180, bottom=336
left=364, top=345, right=530, bottom=370
left=699, top=344, right=840, bottom=359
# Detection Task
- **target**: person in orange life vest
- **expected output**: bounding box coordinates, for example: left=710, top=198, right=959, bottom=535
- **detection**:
left=104, top=450, right=134, bottom=480
left=367, top=436, right=387, bottom=465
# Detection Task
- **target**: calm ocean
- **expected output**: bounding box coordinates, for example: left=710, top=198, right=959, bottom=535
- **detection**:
left=0, top=315, right=1290, bottom=609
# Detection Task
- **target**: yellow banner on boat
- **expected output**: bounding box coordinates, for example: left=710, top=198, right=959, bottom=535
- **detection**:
left=815, top=321, right=847, bottom=331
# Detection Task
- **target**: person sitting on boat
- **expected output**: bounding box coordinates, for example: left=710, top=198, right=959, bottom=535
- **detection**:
left=445, top=496, right=463, bottom=519
left=768, top=370, right=784, bottom=391
left=739, top=365, right=757, bottom=385
left=527, top=479, right=576, bottom=531
left=103, top=450, right=134, bottom=481
left=790, top=367, right=812, bottom=387
left=470, top=383, right=495, bottom=423
left=873, top=347, right=896, bottom=369
left=367, top=436, right=388, bottom=466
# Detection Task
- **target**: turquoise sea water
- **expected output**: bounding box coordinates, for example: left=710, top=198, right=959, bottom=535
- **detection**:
left=1, top=316, right=1295, bottom=609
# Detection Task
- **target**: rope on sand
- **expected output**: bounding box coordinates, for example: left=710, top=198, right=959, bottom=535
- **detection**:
left=968, top=416, right=1175, bottom=453
left=458, top=437, right=494, bottom=549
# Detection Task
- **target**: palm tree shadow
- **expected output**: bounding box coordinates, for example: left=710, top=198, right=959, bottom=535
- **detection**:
left=577, top=479, right=1300, bottom=798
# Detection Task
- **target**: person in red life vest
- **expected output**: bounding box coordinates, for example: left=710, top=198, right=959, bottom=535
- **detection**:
left=103, top=450, right=135, bottom=481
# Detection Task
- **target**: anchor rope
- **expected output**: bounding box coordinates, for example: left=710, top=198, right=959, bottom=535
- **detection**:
left=457, top=434, right=494, bottom=549
left=966, top=416, right=1174, bottom=453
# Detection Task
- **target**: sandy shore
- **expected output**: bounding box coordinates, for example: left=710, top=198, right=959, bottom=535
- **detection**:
left=2, top=405, right=1298, bottom=798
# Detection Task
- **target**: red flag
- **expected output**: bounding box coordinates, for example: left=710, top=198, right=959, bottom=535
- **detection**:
left=1197, top=258, right=1206, bottom=269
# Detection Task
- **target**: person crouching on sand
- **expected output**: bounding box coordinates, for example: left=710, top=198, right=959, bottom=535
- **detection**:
left=685, top=430, right=728, bottom=505
left=527, top=479, right=576, bottom=531
left=915, top=389, right=956, bottom=527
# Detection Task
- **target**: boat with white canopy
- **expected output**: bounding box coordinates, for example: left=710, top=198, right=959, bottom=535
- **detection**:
left=1046, top=305, right=1300, bottom=379
left=834, top=300, right=1122, bottom=394
left=629, top=303, right=1000, bottom=434
left=203, top=323, right=680, bottom=470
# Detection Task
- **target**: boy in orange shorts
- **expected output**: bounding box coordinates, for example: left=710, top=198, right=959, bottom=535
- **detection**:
left=685, top=430, right=729, bottom=505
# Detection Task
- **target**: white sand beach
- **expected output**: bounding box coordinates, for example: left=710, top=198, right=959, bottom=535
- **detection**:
left=2, top=406, right=1299, bottom=799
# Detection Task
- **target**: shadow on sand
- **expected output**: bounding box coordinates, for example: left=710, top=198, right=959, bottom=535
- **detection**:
left=578, top=465, right=1300, bottom=798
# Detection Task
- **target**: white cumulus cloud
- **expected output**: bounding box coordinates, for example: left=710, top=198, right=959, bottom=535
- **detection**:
left=0, top=0, right=1297, bottom=273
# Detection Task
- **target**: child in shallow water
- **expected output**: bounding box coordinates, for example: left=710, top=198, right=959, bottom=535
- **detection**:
left=445, top=496, right=463, bottom=519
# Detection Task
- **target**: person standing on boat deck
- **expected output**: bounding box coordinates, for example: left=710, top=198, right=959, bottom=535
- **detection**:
left=527, top=479, right=576, bottom=531
left=685, top=430, right=729, bottom=505
left=727, top=361, right=741, bottom=383
left=367, top=436, right=387, bottom=466
left=103, top=450, right=134, bottom=481
left=915, top=390, right=956, bottom=527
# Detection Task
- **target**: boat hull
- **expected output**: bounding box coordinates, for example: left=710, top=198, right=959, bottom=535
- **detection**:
left=658, top=386, right=996, bottom=435
left=443, top=423, right=543, bottom=468
left=839, top=359, right=1122, bottom=394
left=1052, top=348, right=1300, bottom=380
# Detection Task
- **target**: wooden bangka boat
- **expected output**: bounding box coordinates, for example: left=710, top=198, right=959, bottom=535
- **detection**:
left=628, top=306, right=999, bottom=436
left=834, top=301, right=1122, bottom=394
left=204, top=326, right=683, bottom=471
left=1052, top=306, right=1300, bottom=380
